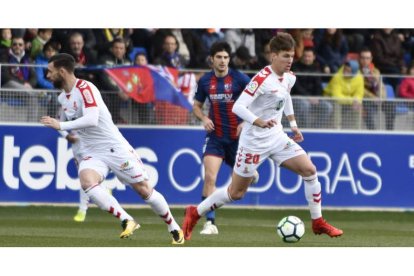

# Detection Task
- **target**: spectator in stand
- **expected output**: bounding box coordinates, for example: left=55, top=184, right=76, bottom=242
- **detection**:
left=201, top=28, right=224, bottom=53
left=290, top=29, right=314, bottom=61
left=66, top=32, right=97, bottom=67
left=256, top=40, right=273, bottom=68
left=30, top=29, right=53, bottom=59
left=370, top=29, right=405, bottom=92
left=358, top=48, right=392, bottom=130
left=0, top=36, right=38, bottom=121
left=343, top=29, right=371, bottom=53
left=398, top=62, right=414, bottom=108
left=97, top=38, right=132, bottom=124
left=224, top=29, right=256, bottom=63
left=291, top=47, right=333, bottom=128
left=34, top=41, right=60, bottom=116
left=230, top=46, right=254, bottom=70
left=23, top=28, right=38, bottom=53
left=323, top=60, right=364, bottom=129
left=0, top=28, right=12, bottom=55
left=94, top=28, right=132, bottom=57
left=314, top=28, right=349, bottom=75
left=130, top=28, right=154, bottom=62
left=153, top=34, right=188, bottom=68
left=52, top=29, right=96, bottom=54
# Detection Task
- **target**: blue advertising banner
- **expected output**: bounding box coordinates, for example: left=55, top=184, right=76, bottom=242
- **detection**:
left=1, top=125, right=413, bottom=209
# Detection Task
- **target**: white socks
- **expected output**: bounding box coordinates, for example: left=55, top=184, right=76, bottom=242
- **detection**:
left=303, top=174, right=322, bottom=219
left=78, top=188, right=89, bottom=212
left=197, top=187, right=232, bottom=216
left=85, top=184, right=133, bottom=221
left=145, top=189, right=180, bottom=232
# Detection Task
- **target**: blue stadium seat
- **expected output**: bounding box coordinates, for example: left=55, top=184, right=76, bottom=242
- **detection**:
left=385, top=84, right=409, bottom=114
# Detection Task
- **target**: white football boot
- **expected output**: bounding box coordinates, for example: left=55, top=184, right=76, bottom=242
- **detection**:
left=200, top=221, right=219, bottom=235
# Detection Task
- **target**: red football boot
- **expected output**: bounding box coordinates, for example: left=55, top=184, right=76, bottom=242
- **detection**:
left=182, top=206, right=201, bottom=240
left=312, top=217, right=343, bottom=237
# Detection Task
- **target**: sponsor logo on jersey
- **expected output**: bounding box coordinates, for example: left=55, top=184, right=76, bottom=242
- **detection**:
left=82, top=89, right=94, bottom=104
left=120, top=161, right=130, bottom=171
left=209, top=93, right=233, bottom=102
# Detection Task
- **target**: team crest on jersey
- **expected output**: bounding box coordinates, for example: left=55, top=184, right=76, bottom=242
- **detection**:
left=246, top=81, right=259, bottom=93
left=224, top=83, right=232, bottom=91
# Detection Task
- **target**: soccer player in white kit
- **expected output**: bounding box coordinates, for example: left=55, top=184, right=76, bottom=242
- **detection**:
left=182, top=32, right=343, bottom=241
left=58, top=129, right=112, bottom=223
left=41, top=53, right=184, bottom=244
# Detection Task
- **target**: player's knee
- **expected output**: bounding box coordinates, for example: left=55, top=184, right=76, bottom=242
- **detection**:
left=301, top=164, right=317, bottom=177
left=79, top=169, right=102, bottom=189
left=130, top=181, right=152, bottom=199
left=204, top=171, right=218, bottom=186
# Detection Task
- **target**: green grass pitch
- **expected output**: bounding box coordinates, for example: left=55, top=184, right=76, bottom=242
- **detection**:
left=0, top=205, right=413, bottom=247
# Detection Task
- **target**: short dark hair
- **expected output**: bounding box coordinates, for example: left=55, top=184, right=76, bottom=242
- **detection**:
left=43, top=41, right=59, bottom=53
left=112, top=37, right=126, bottom=47
left=49, top=53, right=75, bottom=73
left=303, top=46, right=315, bottom=54
left=209, top=41, right=231, bottom=57
left=269, top=32, right=295, bottom=53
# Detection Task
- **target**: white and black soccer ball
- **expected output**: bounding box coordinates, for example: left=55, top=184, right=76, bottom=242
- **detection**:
left=276, top=216, right=305, bottom=243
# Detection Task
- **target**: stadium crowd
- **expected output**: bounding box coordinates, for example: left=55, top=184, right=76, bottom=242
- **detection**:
left=1, top=28, right=413, bottom=129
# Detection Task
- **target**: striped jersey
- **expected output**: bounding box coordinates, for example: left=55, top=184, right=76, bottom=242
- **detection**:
left=194, top=69, right=250, bottom=140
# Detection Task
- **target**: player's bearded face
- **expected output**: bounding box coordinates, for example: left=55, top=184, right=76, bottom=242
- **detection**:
left=52, top=73, right=64, bottom=89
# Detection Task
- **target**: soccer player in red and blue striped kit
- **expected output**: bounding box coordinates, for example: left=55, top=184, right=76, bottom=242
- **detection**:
left=192, top=42, right=258, bottom=235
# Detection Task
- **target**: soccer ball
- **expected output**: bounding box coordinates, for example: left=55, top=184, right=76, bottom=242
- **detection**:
left=276, top=216, right=305, bottom=243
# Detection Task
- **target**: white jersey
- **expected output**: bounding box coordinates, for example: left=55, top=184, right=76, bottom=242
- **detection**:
left=235, top=66, right=296, bottom=150
left=58, top=79, right=131, bottom=152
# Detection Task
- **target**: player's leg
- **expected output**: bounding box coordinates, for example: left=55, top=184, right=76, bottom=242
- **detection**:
left=200, top=155, right=222, bottom=235
left=130, top=181, right=184, bottom=245
left=281, top=153, right=343, bottom=237
left=79, top=159, right=139, bottom=238
left=112, top=147, right=183, bottom=244
left=182, top=145, right=261, bottom=240
left=73, top=188, right=89, bottom=222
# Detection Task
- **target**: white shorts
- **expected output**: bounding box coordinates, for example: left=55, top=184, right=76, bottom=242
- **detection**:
left=78, top=145, right=149, bottom=185
left=233, top=132, right=306, bottom=177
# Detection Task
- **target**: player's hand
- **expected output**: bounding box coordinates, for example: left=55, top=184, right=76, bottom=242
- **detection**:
left=203, top=117, right=215, bottom=132
left=40, top=116, right=61, bottom=130
left=254, top=118, right=277, bottom=128
left=290, top=127, right=304, bottom=143
left=66, top=133, right=78, bottom=144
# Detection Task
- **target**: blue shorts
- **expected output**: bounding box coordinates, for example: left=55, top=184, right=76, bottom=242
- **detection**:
left=203, top=135, right=239, bottom=167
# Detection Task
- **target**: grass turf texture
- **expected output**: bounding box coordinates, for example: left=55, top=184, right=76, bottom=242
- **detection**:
left=0, top=206, right=413, bottom=247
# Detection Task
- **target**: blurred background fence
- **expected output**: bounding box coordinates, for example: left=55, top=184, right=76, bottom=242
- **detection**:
left=1, top=63, right=414, bottom=131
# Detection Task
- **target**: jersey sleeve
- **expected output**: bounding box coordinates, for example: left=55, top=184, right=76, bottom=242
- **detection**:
left=77, top=80, right=98, bottom=109
left=193, top=76, right=207, bottom=103
left=242, top=66, right=271, bottom=97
